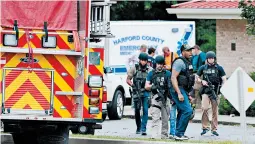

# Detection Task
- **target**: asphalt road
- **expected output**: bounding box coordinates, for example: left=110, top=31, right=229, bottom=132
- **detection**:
left=1, top=118, right=255, bottom=144
left=94, top=118, right=255, bottom=143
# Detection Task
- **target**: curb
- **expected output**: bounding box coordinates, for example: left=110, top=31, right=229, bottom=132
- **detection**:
left=122, top=115, right=255, bottom=127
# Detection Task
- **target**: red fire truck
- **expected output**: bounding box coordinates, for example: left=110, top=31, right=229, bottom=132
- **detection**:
left=0, top=1, right=114, bottom=143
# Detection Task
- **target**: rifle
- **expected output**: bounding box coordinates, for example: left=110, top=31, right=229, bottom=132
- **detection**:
left=155, top=87, right=170, bottom=116
left=155, top=89, right=166, bottom=104
left=204, top=75, right=218, bottom=105
left=132, top=79, right=145, bottom=108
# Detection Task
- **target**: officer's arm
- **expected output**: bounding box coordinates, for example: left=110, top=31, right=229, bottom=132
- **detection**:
left=171, top=69, right=181, bottom=95
left=195, top=74, right=202, bottom=83
left=145, top=71, right=152, bottom=91
left=126, top=67, right=135, bottom=86
left=145, top=81, right=151, bottom=91
left=219, top=66, right=227, bottom=85
left=221, top=76, right=227, bottom=85
left=195, top=66, right=204, bottom=83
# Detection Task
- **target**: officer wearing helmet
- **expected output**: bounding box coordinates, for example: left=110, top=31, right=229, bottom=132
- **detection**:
left=145, top=55, right=171, bottom=139
left=126, top=52, right=152, bottom=135
left=195, top=51, right=227, bottom=136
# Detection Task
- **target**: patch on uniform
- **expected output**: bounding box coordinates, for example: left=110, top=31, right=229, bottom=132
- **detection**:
left=160, top=77, right=165, bottom=85
left=205, top=69, right=211, bottom=74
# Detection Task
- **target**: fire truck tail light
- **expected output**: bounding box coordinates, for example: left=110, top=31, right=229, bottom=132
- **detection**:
left=42, top=36, right=56, bottom=48
left=88, top=76, right=103, bottom=88
left=3, top=34, right=18, bottom=46
left=102, top=86, right=107, bottom=103
left=89, top=98, right=100, bottom=105
left=89, top=89, right=100, bottom=97
left=89, top=106, right=99, bottom=114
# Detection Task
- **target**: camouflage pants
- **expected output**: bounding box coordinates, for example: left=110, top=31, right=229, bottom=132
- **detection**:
left=150, top=94, right=170, bottom=139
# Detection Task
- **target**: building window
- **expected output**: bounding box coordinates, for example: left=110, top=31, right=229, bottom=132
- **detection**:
left=231, top=43, right=236, bottom=51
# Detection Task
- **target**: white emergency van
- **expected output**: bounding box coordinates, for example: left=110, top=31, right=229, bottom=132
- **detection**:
left=95, top=21, right=196, bottom=120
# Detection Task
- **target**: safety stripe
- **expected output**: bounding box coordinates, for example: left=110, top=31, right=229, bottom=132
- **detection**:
left=55, top=55, right=75, bottom=79
left=83, top=1, right=103, bottom=119
left=83, top=47, right=104, bottom=119
left=2, top=53, right=74, bottom=118
left=1, top=28, right=78, bottom=118
left=5, top=79, right=49, bottom=110
left=1, top=28, right=75, bottom=50
left=44, top=55, right=74, bottom=90
left=33, top=62, right=71, bottom=117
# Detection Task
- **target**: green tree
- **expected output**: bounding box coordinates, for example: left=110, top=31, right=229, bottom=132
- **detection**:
left=195, top=19, right=216, bottom=53
left=238, top=0, right=255, bottom=35
left=110, top=1, right=179, bottom=20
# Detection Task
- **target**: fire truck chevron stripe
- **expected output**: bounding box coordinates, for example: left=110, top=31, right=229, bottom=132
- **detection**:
left=5, top=79, right=49, bottom=109
left=82, top=47, right=104, bottom=119
left=33, top=62, right=72, bottom=117
left=17, top=34, right=27, bottom=47
left=3, top=54, right=74, bottom=118
left=44, top=55, right=74, bottom=90
left=55, top=55, right=76, bottom=79
left=35, top=55, right=74, bottom=117
left=1, top=28, right=89, bottom=120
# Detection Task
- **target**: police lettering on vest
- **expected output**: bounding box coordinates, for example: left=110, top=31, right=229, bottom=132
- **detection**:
left=203, top=64, right=221, bottom=84
left=151, top=69, right=170, bottom=100
left=172, top=57, right=195, bottom=92
left=202, top=64, right=222, bottom=93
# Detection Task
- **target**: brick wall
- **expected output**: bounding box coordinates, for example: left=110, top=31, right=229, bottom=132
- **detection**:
left=216, top=19, right=255, bottom=77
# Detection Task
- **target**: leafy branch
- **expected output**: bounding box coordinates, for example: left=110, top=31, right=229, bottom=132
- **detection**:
left=238, top=0, right=255, bottom=35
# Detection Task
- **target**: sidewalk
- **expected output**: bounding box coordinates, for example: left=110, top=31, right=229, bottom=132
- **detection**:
left=123, top=106, right=255, bottom=126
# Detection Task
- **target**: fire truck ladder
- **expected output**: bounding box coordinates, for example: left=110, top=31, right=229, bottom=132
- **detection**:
left=90, top=1, right=116, bottom=38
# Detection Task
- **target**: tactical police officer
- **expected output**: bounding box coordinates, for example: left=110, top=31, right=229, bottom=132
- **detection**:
left=145, top=55, right=171, bottom=139
left=126, top=52, right=152, bottom=135
left=196, top=51, right=226, bottom=136
left=170, top=44, right=195, bottom=141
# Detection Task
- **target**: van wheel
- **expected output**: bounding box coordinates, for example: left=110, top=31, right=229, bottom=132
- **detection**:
left=108, top=90, right=124, bottom=120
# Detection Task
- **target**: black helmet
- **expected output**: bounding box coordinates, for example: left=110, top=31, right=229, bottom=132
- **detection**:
left=206, top=51, right=216, bottom=59
left=155, top=55, right=165, bottom=64
left=138, top=52, right=148, bottom=61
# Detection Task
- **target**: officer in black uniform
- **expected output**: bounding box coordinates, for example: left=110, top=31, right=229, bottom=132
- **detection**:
left=170, top=44, right=195, bottom=141
left=196, top=51, right=227, bottom=136
left=126, top=52, right=152, bottom=135
left=145, top=55, right=171, bottom=139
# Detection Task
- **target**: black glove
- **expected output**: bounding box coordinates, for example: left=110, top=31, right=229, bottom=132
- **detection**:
left=151, top=85, right=158, bottom=95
